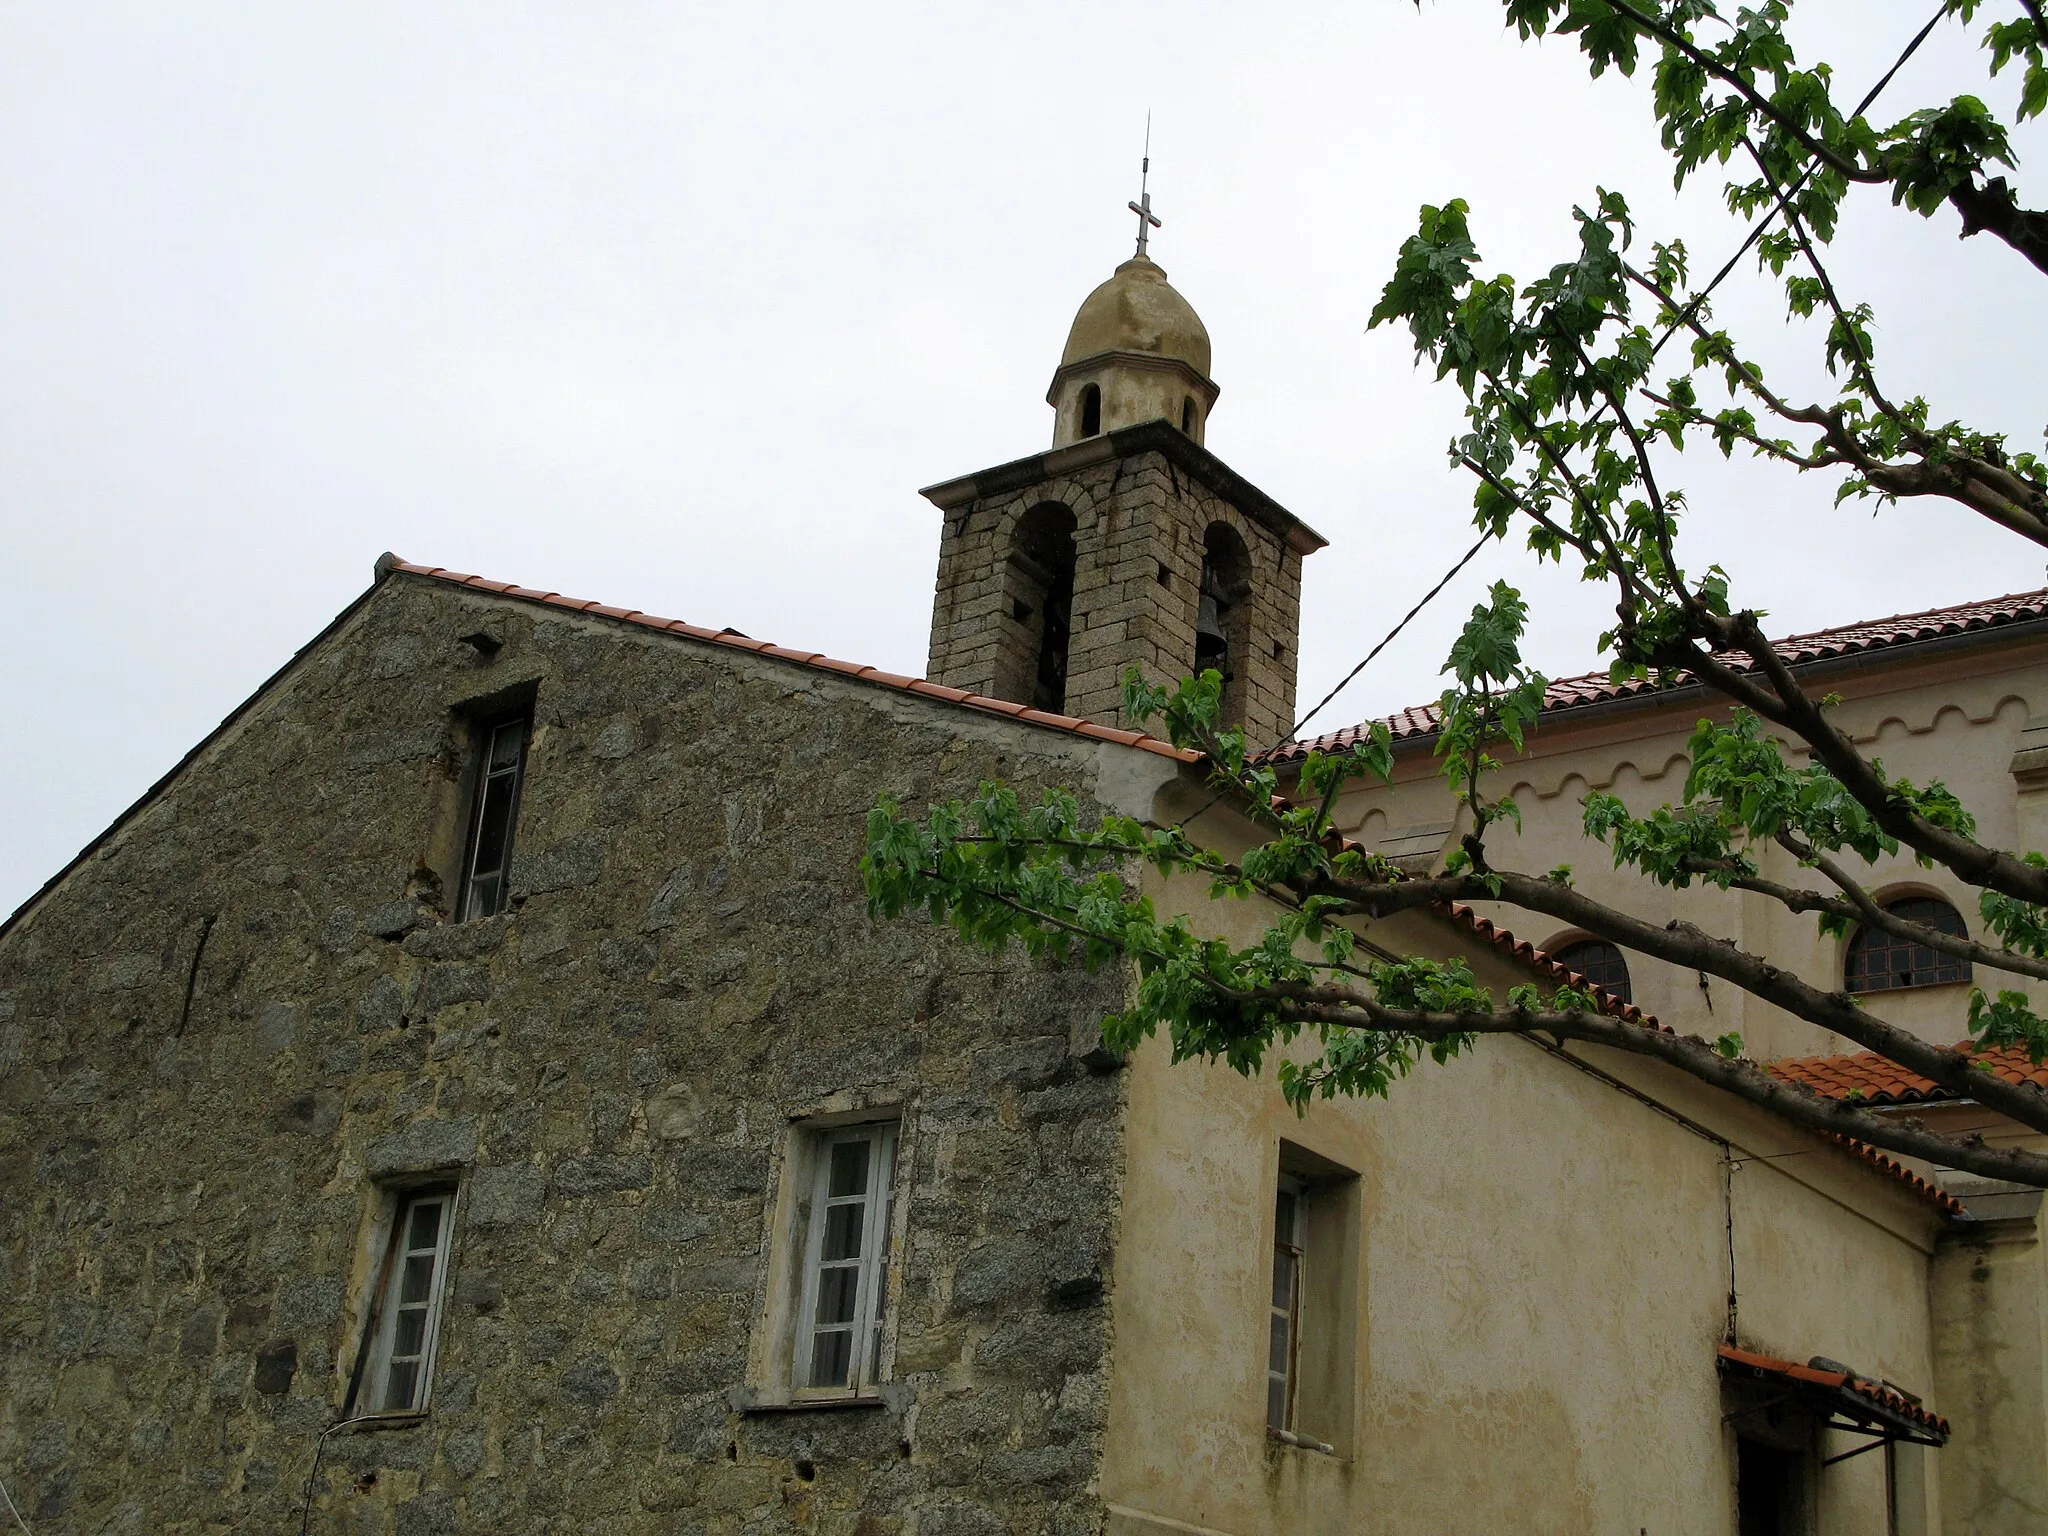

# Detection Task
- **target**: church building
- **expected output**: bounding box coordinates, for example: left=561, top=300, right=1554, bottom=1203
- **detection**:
left=1, top=212, right=2038, bottom=1535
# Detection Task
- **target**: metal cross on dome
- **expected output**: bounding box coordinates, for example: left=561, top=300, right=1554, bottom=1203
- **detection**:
left=1128, top=118, right=1161, bottom=259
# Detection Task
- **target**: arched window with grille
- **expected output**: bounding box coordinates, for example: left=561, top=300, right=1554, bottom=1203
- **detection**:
left=1553, top=939, right=1632, bottom=1004
left=1845, top=896, right=1971, bottom=993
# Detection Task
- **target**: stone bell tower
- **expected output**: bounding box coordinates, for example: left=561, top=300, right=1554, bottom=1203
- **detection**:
left=921, top=195, right=1327, bottom=749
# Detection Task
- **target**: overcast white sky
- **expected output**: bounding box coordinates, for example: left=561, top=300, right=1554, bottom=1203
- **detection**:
left=4, top=2, right=2044, bottom=916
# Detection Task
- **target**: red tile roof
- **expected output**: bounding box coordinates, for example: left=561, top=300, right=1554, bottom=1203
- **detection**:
left=1717, top=1344, right=1950, bottom=1440
left=1282, top=586, right=2048, bottom=758
left=1767, top=1041, right=2048, bottom=1105
left=382, top=558, right=1199, bottom=764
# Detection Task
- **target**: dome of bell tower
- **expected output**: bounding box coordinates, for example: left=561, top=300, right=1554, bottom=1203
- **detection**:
left=1059, top=255, right=1212, bottom=378
left=1048, top=254, right=1220, bottom=449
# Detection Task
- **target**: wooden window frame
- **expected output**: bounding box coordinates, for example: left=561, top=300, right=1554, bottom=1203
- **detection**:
left=1266, top=1174, right=1305, bottom=1433
left=793, top=1122, right=898, bottom=1397
left=457, top=713, right=531, bottom=921
left=357, top=1186, right=458, bottom=1416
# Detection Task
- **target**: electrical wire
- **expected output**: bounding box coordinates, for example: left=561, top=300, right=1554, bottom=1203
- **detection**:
left=0, top=1474, right=32, bottom=1535
left=297, top=1416, right=379, bottom=1536
left=1280, top=529, right=1492, bottom=748
left=1274, top=0, right=1949, bottom=755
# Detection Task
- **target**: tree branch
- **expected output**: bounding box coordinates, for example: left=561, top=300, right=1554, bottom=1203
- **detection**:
left=1264, top=983, right=2048, bottom=1186
left=1640, top=389, right=1841, bottom=471
left=1724, top=838, right=2048, bottom=984
left=1627, top=264, right=2048, bottom=542
left=1296, top=858, right=2048, bottom=1138
left=1948, top=174, right=2048, bottom=276
left=1658, top=617, right=2048, bottom=905
left=1742, top=137, right=1909, bottom=425
left=1599, top=0, right=1885, bottom=186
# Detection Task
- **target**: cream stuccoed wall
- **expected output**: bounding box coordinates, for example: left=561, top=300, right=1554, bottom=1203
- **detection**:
left=1321, top=636, right=2048, bottom=1062
left=1933, top=1197, right=2048, bottom=1532
left=1099, top=851, right=1953, bottom=1536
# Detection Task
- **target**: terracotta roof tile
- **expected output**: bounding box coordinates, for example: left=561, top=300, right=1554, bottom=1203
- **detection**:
left=1717, top=1344, right=1950, bottom=1439
left=1280, top=586, right=2048, bottom=758
left=1766, top=1041, right=2048, bottom=1104
left=383, top=558, right=1200, bottom=764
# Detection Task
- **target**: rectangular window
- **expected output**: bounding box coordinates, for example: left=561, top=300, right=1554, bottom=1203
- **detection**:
left=1266, top=1176, right=1304, bottom=1431
left=363, top=1189, right=456, bottom=1414
left=796, top=1123, right=897, bottom=1393
left=459, top=714, right=529, bottom=920
left=1261, top=1145, right=1360, bottom=1453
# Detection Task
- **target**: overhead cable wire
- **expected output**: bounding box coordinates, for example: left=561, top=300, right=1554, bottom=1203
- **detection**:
left=1280, top=528, right=1492, bottom=749
left=1272, top=0, right=1948, bottom=757
left=0, top=1474, right=32, bottom=1535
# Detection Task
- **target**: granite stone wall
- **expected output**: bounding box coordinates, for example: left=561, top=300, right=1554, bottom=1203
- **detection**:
left=0, top=573, right=1138, bottom=1535
left=925, top=440, right=1307, bottom=750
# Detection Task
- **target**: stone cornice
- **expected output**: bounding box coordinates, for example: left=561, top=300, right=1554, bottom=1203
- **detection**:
left=916, top=419, right=1329, bottom=556
left=1044, top=348, right=1221, bottom=410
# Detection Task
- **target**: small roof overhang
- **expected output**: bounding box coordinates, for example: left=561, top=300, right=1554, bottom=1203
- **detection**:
left=1717, top=1344, right=1949, bottom=1452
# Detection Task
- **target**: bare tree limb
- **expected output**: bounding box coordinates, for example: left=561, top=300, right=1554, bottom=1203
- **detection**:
left=1949, top=174, right=2048, bottom=276
left=1656, top=618, right=2048, bottom=907
left=1288, top=859, right=2048, bottom=1138
left=1712, top=847, right=2048, bottom=985
left=1259, top=983, right=2048, bottom=1186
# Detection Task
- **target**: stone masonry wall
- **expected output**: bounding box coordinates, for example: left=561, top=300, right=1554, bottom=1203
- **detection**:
left=926, top=447, right=1305, bottom=750
left=0, top=574, right=1138, bottom=1535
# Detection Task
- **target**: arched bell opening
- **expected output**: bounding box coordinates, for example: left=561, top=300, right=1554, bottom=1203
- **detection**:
left=1000, top=503, right=1080, bottom=713
left=1195, top=522, right=1253, bottom=726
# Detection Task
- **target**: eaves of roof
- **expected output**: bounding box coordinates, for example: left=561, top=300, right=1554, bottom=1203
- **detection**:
left=1, top=555, right=1198, bottom=941
left=1278, top=587, right=2048, bottom=762
left=382, top=558, right=1200, bottom=763
left=1439, top=901, right=1966, bottom=1220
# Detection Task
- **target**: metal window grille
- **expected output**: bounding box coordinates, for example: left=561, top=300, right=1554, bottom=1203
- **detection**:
left=1554, top=939, right=1633, bottom=1004
left=366, top=1191, right=455, bottom=1413
left=1846, top=897, right=1971, bottom=993
left=460, top=715, right=529, bottom=920
left=797, top=1124, right=898, bottom=1393
left=1266, top=1178, right=1303, bottom=1432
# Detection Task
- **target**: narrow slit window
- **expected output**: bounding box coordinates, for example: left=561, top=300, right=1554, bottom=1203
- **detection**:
left=797, top=1123, right=898, bottom=1393
left=365, top=1190, right=456, bottom=1414
left=1079, top=383, right=1102, bottom=438
left=460, top=714, right=530, bottom=920
left=1266, top=1177, right=1303, bottom=1432
left=1181, top=397, right=1197, bottom=434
